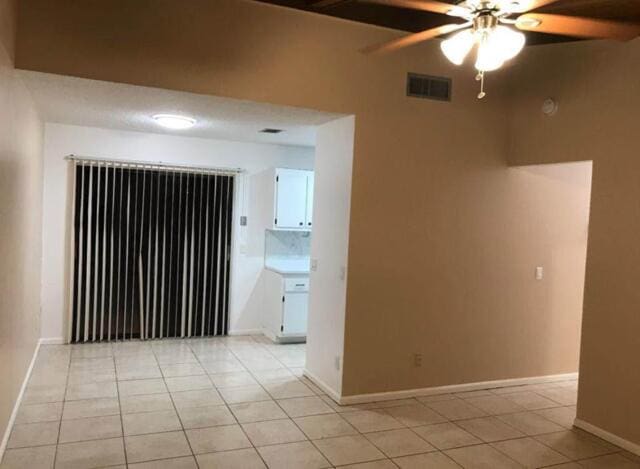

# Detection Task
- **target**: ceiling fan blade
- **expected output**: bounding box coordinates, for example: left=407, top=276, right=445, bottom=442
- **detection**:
left=357, top=0, right=463, bottom=15
left=519, top=0, right=562, bottom=12
left=311, top=0, right=351, bottom=8
left=361, top=23, right=469, bottom=55
left=517, top=13, right=640, bottom=41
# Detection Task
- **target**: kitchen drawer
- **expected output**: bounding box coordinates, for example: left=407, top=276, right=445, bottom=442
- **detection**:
left=284, top=277, right=309, bottom=292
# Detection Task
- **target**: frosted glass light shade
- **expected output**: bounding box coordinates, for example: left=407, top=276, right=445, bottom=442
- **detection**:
left=440, top=29, right=475, bottom=66
left=475, top=26, right=525, bottom=71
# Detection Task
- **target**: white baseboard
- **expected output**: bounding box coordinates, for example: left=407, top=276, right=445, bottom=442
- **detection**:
left=337, top=372, right=578, bottom=405
left=39, top=337, right=66, bottom=345
left=0, top=340, right=41, bottom=461
left=303, top=369, right=342, bottom=404
left=574, top=418, right=640, bottom=457
left=227, top=328, right=263, bottom=336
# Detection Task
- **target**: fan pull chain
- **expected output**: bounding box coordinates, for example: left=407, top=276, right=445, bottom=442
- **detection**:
left=476, top=71, right=486, bottom=99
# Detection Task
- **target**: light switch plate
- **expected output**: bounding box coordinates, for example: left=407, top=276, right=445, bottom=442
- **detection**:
left=311, top=259, right=318, bottom=272
left=535, top=266, right=544, bottom=280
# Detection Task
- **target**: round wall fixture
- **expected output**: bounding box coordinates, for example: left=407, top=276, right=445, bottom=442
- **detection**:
left=153, top=114, right=197, bottom=129
left=542, top=99, right=558, bottom=116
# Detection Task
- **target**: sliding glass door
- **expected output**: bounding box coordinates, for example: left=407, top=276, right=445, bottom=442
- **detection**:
left=70, top=161, right=234, bottom=342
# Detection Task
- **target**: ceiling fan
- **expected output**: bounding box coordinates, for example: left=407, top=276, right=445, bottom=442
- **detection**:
left=358, top=0, right=640, bottom=98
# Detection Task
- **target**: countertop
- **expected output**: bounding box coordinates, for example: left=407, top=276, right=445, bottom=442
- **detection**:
left=264, top=258, right=310, bottom=275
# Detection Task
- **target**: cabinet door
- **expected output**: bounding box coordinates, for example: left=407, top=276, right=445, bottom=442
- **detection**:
left=275, top=169, right=308, bottom=229
left=305, top=172, right=314, bottom=228
left=282, top=292, right=308, bottom=335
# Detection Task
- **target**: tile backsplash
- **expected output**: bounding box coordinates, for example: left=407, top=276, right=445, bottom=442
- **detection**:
left=265, top=230, right=311, bottom=260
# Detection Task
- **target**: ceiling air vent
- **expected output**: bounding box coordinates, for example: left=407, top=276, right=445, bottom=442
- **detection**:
left=260, top=128, right=284, bottom=134
left=406, top=73, right=451, bottom=102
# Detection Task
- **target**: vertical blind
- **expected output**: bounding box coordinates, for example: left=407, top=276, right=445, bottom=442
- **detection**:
left=70, top=159, right=235, bottom=343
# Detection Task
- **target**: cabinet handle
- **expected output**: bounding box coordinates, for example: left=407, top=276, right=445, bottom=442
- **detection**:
left=299, top=222, right=303, bottom=226
left=308, top=222, right=312, bottom=226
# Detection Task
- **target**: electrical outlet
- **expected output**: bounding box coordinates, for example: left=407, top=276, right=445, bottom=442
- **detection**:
left=339, top=266, right=346, bottom=281
left=413, top=353, right=423, bottom=367
left=311, top=259, right=318, bottom=272
left=535, top=266, right=544, bottom=280
left=334, top=356, right=341, bottom=371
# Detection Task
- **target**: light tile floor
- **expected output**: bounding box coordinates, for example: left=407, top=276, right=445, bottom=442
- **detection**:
left=2, top=335, right=638, bottom=469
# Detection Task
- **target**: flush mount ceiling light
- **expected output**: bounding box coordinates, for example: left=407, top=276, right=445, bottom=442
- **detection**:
left=360, top=0, right=640, bottom=99
left=152, top=114, right=197, bottom=130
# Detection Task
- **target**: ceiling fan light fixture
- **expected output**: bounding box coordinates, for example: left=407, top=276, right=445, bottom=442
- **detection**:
left=441, top=29, right=475, bottom=65
left=474, top=25, right=525, bottom=71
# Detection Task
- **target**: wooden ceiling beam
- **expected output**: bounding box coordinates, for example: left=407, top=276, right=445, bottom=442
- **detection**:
left=310, top=0, right=351, bottom=8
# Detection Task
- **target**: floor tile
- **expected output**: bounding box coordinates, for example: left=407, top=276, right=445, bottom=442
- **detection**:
left=578, top=453, right=640, bottom=468
left=501, top=391, right=560, bottom=410
left=155, top=352, right=198, bottom=365
left=294, top=413, right=358, bottom=439
left=161, top=363, right=206, bottom=378
left=258, top=441, right=332, bottom=469
left=252, top=368, right=297, bottom=384
left=263, top=380, right=315, bottom=399
left=462, top=396, right=525, bottom=416
left=201, top=360, right=246, bottom=374
left=22, top=385, right=66, bottom=405
left=341, top=410, right=404, bottom=433
left=394, top=451, right=463, bottom=468
left=65, top=381, right=117, bottom=401
left=120, top=393, right=174, bottom=414
left=186, top=424, right=252, bottom=454
left=197, top=448, right=266, bottom=469
left=496, top=411, right=564, bottom=436
left=164, top=375, right=213, bottom=392
left=128, top=456, right=198, bottom=468
left=278, top=396, right=335, bottom=418
left=445, top=444, right=523, bottom=468
left=55, top=437, right=126, bottom=469
left=118, top=378, right=167, bottom=396
left=534, top=430, right=614, bottom=460
left=171, top=388, right=224, bottom=409
left=219, top=385, right=272, bottom=404
left=59, top=415, right=122, bottom=443
left=492, top=437, right=569, bottom=467
left=0, top=445, right=56, bottom=469
left=412, top=423, right=482, bottom=450
left=385, top=404, right=447, bottom=427
left=7, top=421, right=59, bottom=448
left=364, top=428, right=436, bottom=458
left=426, top=400, right=487, bottom=421
left=229, top=400, right=287, bottom=423
left=125, top=431, right=192, bottom=463
left=339, top=460, right=398, bottom=469
left=62, top=398, right=120, bottom=420
left=416, top=394, right=458, bottom=404
left=536, top=388, right=578, bottom=406
left=15, top=402, right=63, bottom=424
left=242, top=418, right=307, bottom=446
left=178, top=404, right=236, bottom=429
left=209, top=371, right=258, bottom=388
left=123, top=409, right=182, bottom=435
left=314, top=435, right=386, bottom=466
left=534, top=407, right=577, bottom=428
left=456, top=416, right=525, bottom=443
left=117, top=365, right=163, bottom=381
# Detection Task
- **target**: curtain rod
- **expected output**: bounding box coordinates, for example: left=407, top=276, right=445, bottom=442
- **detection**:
left=65, top=154, right=244, bottom=175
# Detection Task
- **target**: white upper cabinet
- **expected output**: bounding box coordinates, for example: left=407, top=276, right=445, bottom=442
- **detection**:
left=275, top=169, right=308, bottom=229
left=305, top=171, right=314, bottom=228
left=250, top=167, right=314, bottom=232
left=274, top=168, right=314, bottom=230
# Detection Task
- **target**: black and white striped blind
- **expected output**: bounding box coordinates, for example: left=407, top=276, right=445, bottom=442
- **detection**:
left=69, top=158, right=236, bottom=343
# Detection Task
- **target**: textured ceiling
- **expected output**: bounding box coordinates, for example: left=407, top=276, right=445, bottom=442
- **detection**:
left=20, top=71, right=342, bottom=147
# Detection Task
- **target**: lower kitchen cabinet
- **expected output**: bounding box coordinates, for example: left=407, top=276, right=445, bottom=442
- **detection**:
left=262, top=269, right=309, bottom=343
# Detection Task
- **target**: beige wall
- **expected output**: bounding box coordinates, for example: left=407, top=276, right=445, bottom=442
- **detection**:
left=0, top=0, right=43, bottom=450
left=16, top=0, right=589, bottom=400
left=507, top=38, right=640, bottom=447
